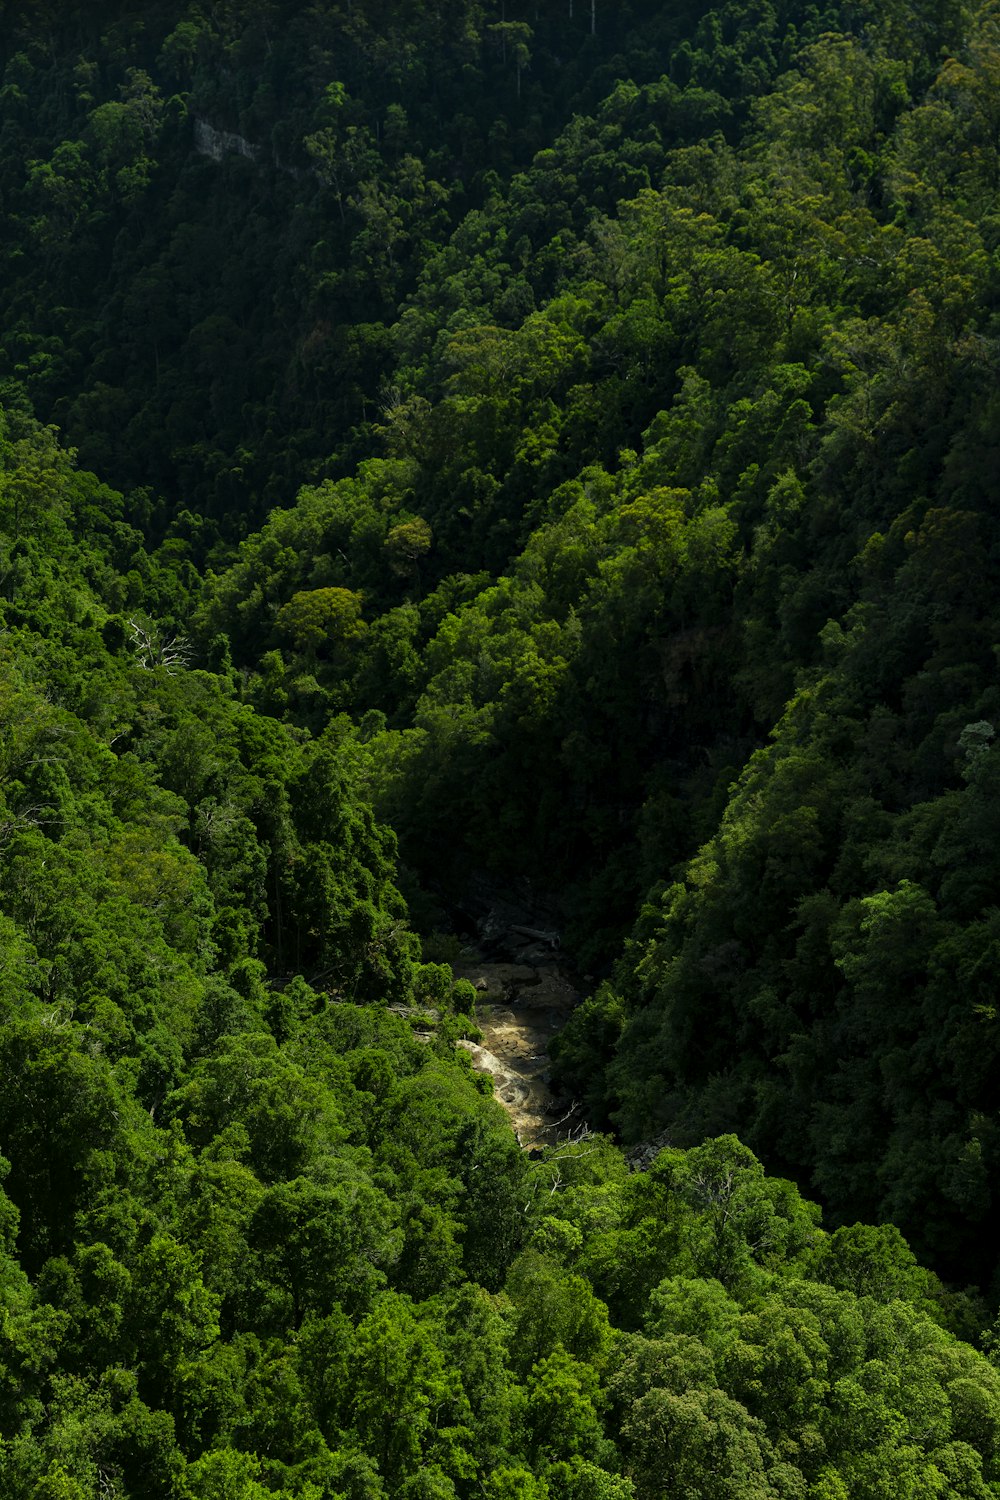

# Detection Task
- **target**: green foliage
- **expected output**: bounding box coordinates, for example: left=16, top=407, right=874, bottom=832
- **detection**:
left=277, top=587, right=366, bottom=659
left=3, top=2, right=1000, bottom=1496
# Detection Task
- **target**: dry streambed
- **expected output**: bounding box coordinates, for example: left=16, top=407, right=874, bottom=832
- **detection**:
left=454, top=959, right=580, bottom=1149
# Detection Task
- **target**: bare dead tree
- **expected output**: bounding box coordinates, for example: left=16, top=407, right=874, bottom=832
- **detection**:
left=127, top=617, right=192, bottom=672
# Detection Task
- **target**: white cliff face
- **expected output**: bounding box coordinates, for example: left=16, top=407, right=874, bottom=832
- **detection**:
left=193, top=117, right=259, bottom=163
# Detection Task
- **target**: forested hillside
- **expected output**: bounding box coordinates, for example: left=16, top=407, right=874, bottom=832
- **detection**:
left=4, top=1, right=1000, bottom=1495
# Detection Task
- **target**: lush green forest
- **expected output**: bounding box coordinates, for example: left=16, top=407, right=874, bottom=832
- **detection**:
left=4, top=0, right=1000, bottom=1494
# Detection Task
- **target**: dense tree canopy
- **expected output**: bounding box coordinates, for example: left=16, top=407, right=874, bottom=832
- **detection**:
left=3, top=0, right=1000, bottom=1493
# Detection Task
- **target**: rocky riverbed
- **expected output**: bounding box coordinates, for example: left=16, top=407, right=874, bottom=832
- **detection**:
left=449, top=882, right=585, bottom=1148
